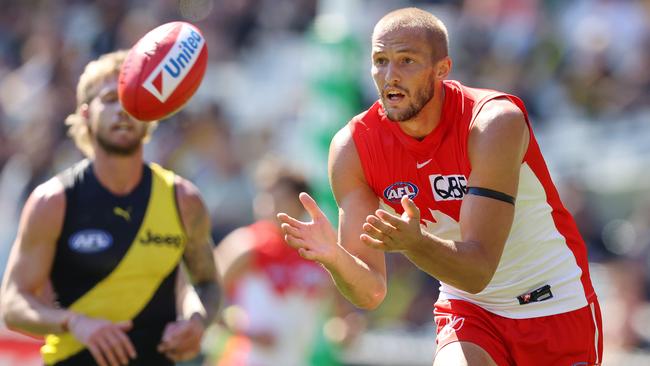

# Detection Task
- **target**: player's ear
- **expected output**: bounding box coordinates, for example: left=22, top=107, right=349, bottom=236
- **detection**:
left=435, top=56, right=452, bottom=79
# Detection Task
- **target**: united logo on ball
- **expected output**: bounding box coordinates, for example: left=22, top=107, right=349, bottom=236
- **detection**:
left=118, top=21, right=208, bottom=122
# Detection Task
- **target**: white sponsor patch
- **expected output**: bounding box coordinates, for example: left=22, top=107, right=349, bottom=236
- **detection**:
left=142, top=23, right=205, bottom=102
left=429, top=174, right=467, bottom=201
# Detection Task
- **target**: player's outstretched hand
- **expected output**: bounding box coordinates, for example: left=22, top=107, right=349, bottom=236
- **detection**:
left=277, top=192, right=338, bottom=266
left=68, top=314, right=136, bottom=366
left=361, top=195, right=424, bottom=252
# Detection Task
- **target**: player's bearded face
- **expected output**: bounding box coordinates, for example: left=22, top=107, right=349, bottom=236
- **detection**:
left=87, top=80, right=148, bottom=156
left=379, top=71, right=436, bottom=122
left=371, top=28, right=439, bottom=122
left=94, top=123, right=146, bottom=156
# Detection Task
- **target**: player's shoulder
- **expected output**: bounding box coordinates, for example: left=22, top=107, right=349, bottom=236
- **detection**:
left=36, top=176, right=65, bottom=198
left=214, top=225, right=257, bottom=284
left=25, top=160, right=94, bottom=221
left=335, top=102, right=383, bottom=155
left=348, top=101, right=383, bottom=130
left=329, top=126, right=368, bottom=195
left=172, top=174, right=212, bottom=237
left=469, top=97, right=529, bottom=157
left=215, top=226, right=256, bottom=258
left=173, top=175, right=205, bottom=210
left=473, top=97, right=526, bottom=133
left=331, top=123, right=364, bottom=172
left=24, top=176, right=66, bottom=222
left=332, top=123, right=354, bottom=150
left=54, top=159, right=91, bottom=189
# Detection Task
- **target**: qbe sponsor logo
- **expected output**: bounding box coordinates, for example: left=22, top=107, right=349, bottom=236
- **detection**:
left=429, top=174, right=467, bottom=201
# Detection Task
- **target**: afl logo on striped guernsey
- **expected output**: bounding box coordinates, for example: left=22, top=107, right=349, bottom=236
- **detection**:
left=383, top=182, right=419, bottom=202
left=69, top=229, right=113, bottom=253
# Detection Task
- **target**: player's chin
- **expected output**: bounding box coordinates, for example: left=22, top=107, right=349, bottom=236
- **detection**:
left=113, top=137, right=143, bottom=149
left=114, top=129, right=147, bottom=143
left=380, top=103, right=405, bottom=121
left=384, top=110, right=407, bottom=122
left=102, top=140, right=143, bottom=156
left=107, top=127, right=143, bottom=139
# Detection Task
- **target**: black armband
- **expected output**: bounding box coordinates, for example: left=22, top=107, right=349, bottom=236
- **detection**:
left=467, top=187, right=515, bottom=205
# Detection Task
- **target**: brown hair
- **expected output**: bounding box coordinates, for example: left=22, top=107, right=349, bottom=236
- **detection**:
left=65, top=50, right=157, bottom=158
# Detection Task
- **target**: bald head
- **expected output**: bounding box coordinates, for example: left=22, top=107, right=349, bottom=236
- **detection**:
left=373, top=7, right=449, bottom=62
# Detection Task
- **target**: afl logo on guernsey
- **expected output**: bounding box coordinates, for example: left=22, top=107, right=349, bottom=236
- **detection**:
left=383, top=182, right=419, bottom=202
left=69, top=229, right=113, bottom=253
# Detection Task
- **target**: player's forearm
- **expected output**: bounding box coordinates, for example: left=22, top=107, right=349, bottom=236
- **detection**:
left=403, top=234, right=496, bottom=294
left=1, top=290, right=72, bottom=335
left=193, top=281, right=221, bottom=325
left=324, top=245, right=387, bottom=310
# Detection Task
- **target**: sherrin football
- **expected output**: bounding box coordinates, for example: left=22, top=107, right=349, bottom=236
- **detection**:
left=118, top=21, right=208, bottom=122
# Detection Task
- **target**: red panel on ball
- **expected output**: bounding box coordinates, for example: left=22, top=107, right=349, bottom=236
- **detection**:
left=118, top=21, right=208, bottom=122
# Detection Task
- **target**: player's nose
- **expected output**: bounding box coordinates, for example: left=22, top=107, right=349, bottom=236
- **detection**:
left=384, top=63, right=400, bottom=84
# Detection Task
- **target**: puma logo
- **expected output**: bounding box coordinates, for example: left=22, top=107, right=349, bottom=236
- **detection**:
left=113, top=206, right=132, bottom=222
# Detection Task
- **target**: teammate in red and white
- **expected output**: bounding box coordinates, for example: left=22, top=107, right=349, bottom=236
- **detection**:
left=213, top=159, right=337, bottom=366
left=278, top=7, right=602, bottom=366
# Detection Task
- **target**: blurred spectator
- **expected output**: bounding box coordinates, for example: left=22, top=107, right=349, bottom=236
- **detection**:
left=602, top=197, right=650, bottom=351
left=561, top=177, right=650, bottom=355
left=559, top=176, right=609, bottom=262
left=209, top=156, right=353, bottom=365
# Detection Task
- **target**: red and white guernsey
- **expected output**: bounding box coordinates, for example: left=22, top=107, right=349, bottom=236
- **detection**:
left=350, top=80, right=596, bottom=319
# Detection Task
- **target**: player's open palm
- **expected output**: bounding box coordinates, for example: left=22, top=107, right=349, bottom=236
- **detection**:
left=68, top=314, right=136, bottom=366
left=361, top=196, right=424, bottom=252
left=277, top=193, right=338, bottom=266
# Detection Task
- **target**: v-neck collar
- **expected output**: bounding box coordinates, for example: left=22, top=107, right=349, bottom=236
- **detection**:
left=87, top=161, right=150, bottom=201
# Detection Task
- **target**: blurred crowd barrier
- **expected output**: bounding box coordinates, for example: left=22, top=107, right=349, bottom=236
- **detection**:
left=0, top=0, right=649, bottom=365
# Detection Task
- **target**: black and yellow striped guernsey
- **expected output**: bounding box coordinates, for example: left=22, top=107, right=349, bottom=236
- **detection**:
left=44, top=160, right=186, bottom=365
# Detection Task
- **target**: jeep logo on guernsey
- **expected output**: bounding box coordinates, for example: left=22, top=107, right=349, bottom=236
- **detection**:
left=139, top=230, right=183, bottom=248
left=69, top=229, right=113, bottom=253
left=383, top=182, right=419, bottom=202
left=429, top=174, right=467, bottom=201
left=142, top=24, right=205, bottom=102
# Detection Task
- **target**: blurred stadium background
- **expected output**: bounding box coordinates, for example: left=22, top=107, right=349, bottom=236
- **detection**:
left=0, top=0, right=649, bottom=365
